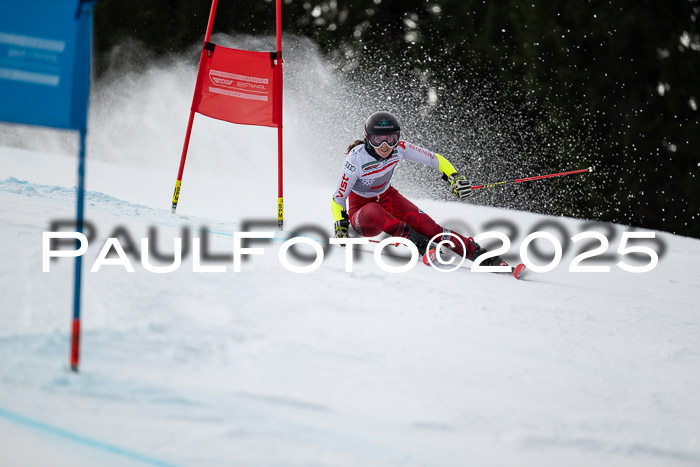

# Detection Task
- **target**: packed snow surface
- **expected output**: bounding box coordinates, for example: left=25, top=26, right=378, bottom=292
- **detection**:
left=1, top=37, right=699, bottom=465
left=1, top=139, right=699, bottom=467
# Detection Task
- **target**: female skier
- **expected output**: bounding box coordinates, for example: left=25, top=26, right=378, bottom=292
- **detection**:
left=331, top=111, right=516, bottom=272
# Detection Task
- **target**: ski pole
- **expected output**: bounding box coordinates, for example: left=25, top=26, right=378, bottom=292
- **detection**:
left=368, top=238, right=400, bottom=246
left=471, top=166, right=593, bottom=191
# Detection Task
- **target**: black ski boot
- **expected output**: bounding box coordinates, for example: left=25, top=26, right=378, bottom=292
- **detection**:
left=400, top=224, right=431, bottom=256
left=466, top=238, right=508, bottom=267
left=466, top=237, right=528, bottom=278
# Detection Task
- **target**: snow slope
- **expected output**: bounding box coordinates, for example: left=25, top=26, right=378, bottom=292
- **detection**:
left=1, top=40, right=700, bottom=465
left=1, top=143, right=699, bottom=467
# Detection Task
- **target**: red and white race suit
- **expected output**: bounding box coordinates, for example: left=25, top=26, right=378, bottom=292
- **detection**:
left=331, top=141, right=474, bottom=257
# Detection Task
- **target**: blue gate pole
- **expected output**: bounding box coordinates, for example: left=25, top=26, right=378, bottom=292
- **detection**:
left=70, top=128, right=87, bottom=372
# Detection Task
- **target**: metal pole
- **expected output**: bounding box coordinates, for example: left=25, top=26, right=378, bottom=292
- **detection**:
left=276, top=0, right=284, bottom=230
left=171, top=0, right=219, bottom=213
left=470, top=167, right=593, bottom=191
left=70, top=128, right=87, bottom=372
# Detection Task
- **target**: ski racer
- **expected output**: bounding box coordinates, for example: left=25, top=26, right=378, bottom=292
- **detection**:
left=331, top=110, right=509, bottom=268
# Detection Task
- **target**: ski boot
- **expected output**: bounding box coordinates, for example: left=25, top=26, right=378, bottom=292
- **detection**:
left=400, top=225, right=430, bottom=255
left=396, top=224, right=438, bottom=265
left=466, top=237, right=527, bottom=279
left=466, top=239, right=507, bottom=266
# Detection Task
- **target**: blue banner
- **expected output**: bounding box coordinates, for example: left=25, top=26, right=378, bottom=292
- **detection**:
left=0, top=0, right=93, bottom=130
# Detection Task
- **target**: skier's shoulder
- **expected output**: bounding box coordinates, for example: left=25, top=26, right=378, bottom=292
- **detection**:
left=344, top=143, right=372, bottom=168
left=347, top=142, right=369, bottom=159
left=399, top=140, right=434, bottom=156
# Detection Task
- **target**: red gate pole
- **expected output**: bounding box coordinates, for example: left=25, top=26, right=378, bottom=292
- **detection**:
left=275, top=0, right=284, bottom=229
left=171, top=0, right=219, bottom=213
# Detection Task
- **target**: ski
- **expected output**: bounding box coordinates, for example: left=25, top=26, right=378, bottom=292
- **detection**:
left=331, top=242, right=529, bottom=279
left=422, top=249, right=528, bottom=280
left=485, top=261, right=528, bottom=280
left=481, top=262, right=528, bottom=280
left=512, top=263, right=527, bottom=280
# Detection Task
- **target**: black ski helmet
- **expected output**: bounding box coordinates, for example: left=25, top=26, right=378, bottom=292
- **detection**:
left=364, top=111, right=400, bottom=137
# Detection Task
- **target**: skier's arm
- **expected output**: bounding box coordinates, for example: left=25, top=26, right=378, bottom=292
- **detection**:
left=331, top=158, right=358, bottom=237
left=401, top=142, right=457, bottom=176
left=431, top=154, right=472, bottom=199
left=438, top=156, right=473, bottom=200
left=331, top=198, right=347, bottom=222
left=331, top=165, right=357, bottom=219
left=436, top=153, right=458, bottom=178
left=402, top=142, right=472, bottom=199
left=331, top=198, right=350, bottom=238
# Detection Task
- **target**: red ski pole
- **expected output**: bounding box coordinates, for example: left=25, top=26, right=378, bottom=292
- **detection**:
left=470, top=166, right=593, bottom=191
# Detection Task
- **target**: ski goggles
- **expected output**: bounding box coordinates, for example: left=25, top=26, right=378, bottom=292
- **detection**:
left=367, top=132, right=400, bottom=149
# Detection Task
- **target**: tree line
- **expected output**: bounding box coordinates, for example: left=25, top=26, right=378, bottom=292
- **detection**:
left=94, top=0, right=700, bottom=238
